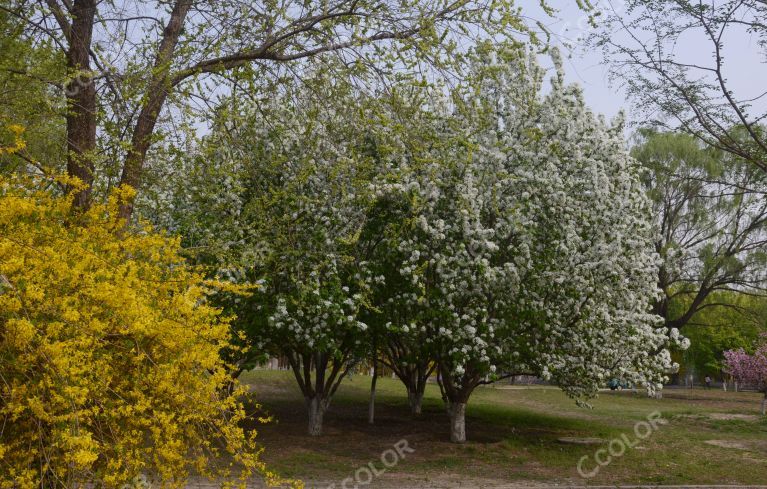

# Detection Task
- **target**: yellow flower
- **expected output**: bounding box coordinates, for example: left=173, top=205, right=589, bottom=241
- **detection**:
left=0, top=124, right=26, bottom=155
left=0, top=174, right=296, bottom=489
left=61, top=308, right=81, bottom=323
left=6, top=318, right=36, bottom=348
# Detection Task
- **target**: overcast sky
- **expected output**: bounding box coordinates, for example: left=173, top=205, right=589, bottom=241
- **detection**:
left=524, top=0, right=767, bottom=132
left=541, top=1, right=629, bottom=120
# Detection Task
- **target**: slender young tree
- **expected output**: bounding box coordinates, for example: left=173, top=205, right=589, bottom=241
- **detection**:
left=368, top=338, right=378, bottom=424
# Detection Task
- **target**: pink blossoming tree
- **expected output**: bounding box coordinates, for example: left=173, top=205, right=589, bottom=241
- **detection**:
left=724, top=337, right=767, bottom=415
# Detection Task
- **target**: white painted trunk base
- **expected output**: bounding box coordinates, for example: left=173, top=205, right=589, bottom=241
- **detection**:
left=449, top=402, right=467, bottom=443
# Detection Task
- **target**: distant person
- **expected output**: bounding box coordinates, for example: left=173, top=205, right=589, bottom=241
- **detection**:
left=704, top=376, right=712, bottom=389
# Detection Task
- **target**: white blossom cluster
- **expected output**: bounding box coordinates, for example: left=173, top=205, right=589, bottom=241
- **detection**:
left=234, top=77, right=383, bottom=358
left=372, top=48, right=682, bottom=399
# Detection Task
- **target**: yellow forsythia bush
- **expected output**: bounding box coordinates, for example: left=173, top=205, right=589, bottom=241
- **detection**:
left=0, top=176, right=288, bottom=488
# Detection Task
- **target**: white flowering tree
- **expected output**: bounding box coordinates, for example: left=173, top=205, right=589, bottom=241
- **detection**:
left=348, top=91, right=449, bottom=416
left=155, top=73, right=455, bottom=432
left=373, top=46, right=683, bottom=443
left=361, top=147, right=437, bottom=416
left=172, top=74, right=389, bottom=436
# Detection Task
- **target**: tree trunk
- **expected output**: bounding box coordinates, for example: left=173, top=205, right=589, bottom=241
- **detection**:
left=306, top=396, right=327, bottom=436
left=436, top=373, right=451, bottom=414
left=117, top=0, right=192, bottom=221
left=448, top=402, right=467, bottom=443
left=762, top=393, right=766, bottom=416
left=408, top=389, right=424, bottom=415
left=65, top=0, right=98, bottom=209
left=368, top=357, right=378, bottom=425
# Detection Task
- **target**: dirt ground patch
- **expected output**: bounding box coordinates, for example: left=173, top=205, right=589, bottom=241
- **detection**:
left=708, top=412, right=761, bottom=421
left=704, top=439, right=751, bottom=450
left=557, top=437, right=605, bottom=445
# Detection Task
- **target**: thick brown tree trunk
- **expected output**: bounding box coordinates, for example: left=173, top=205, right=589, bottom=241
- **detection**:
left=65, top=0, right=98, bottom=209
left=118, top=93, right=169, bottom=219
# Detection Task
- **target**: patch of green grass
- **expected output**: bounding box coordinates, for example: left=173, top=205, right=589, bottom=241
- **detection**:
left=408, top=455, right=466, bottom=470
left=243, top=370, right=767, bottom=486
left=270, top=451, right=351, bottom=479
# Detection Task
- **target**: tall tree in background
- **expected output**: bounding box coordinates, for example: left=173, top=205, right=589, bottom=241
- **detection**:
left=633, top=129, right=767, bottom=333
left=592, top=0, right=767, bottom=173
left=2, top=0, right=557, bottom=218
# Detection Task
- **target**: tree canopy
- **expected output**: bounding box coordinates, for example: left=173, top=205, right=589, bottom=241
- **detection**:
left=632, top=129, right=767, bottom=332
left=3, top=0, right=574, bottom=218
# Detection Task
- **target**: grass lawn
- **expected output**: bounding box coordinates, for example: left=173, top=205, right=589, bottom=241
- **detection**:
left=239, top=370, right=767, bottom=488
